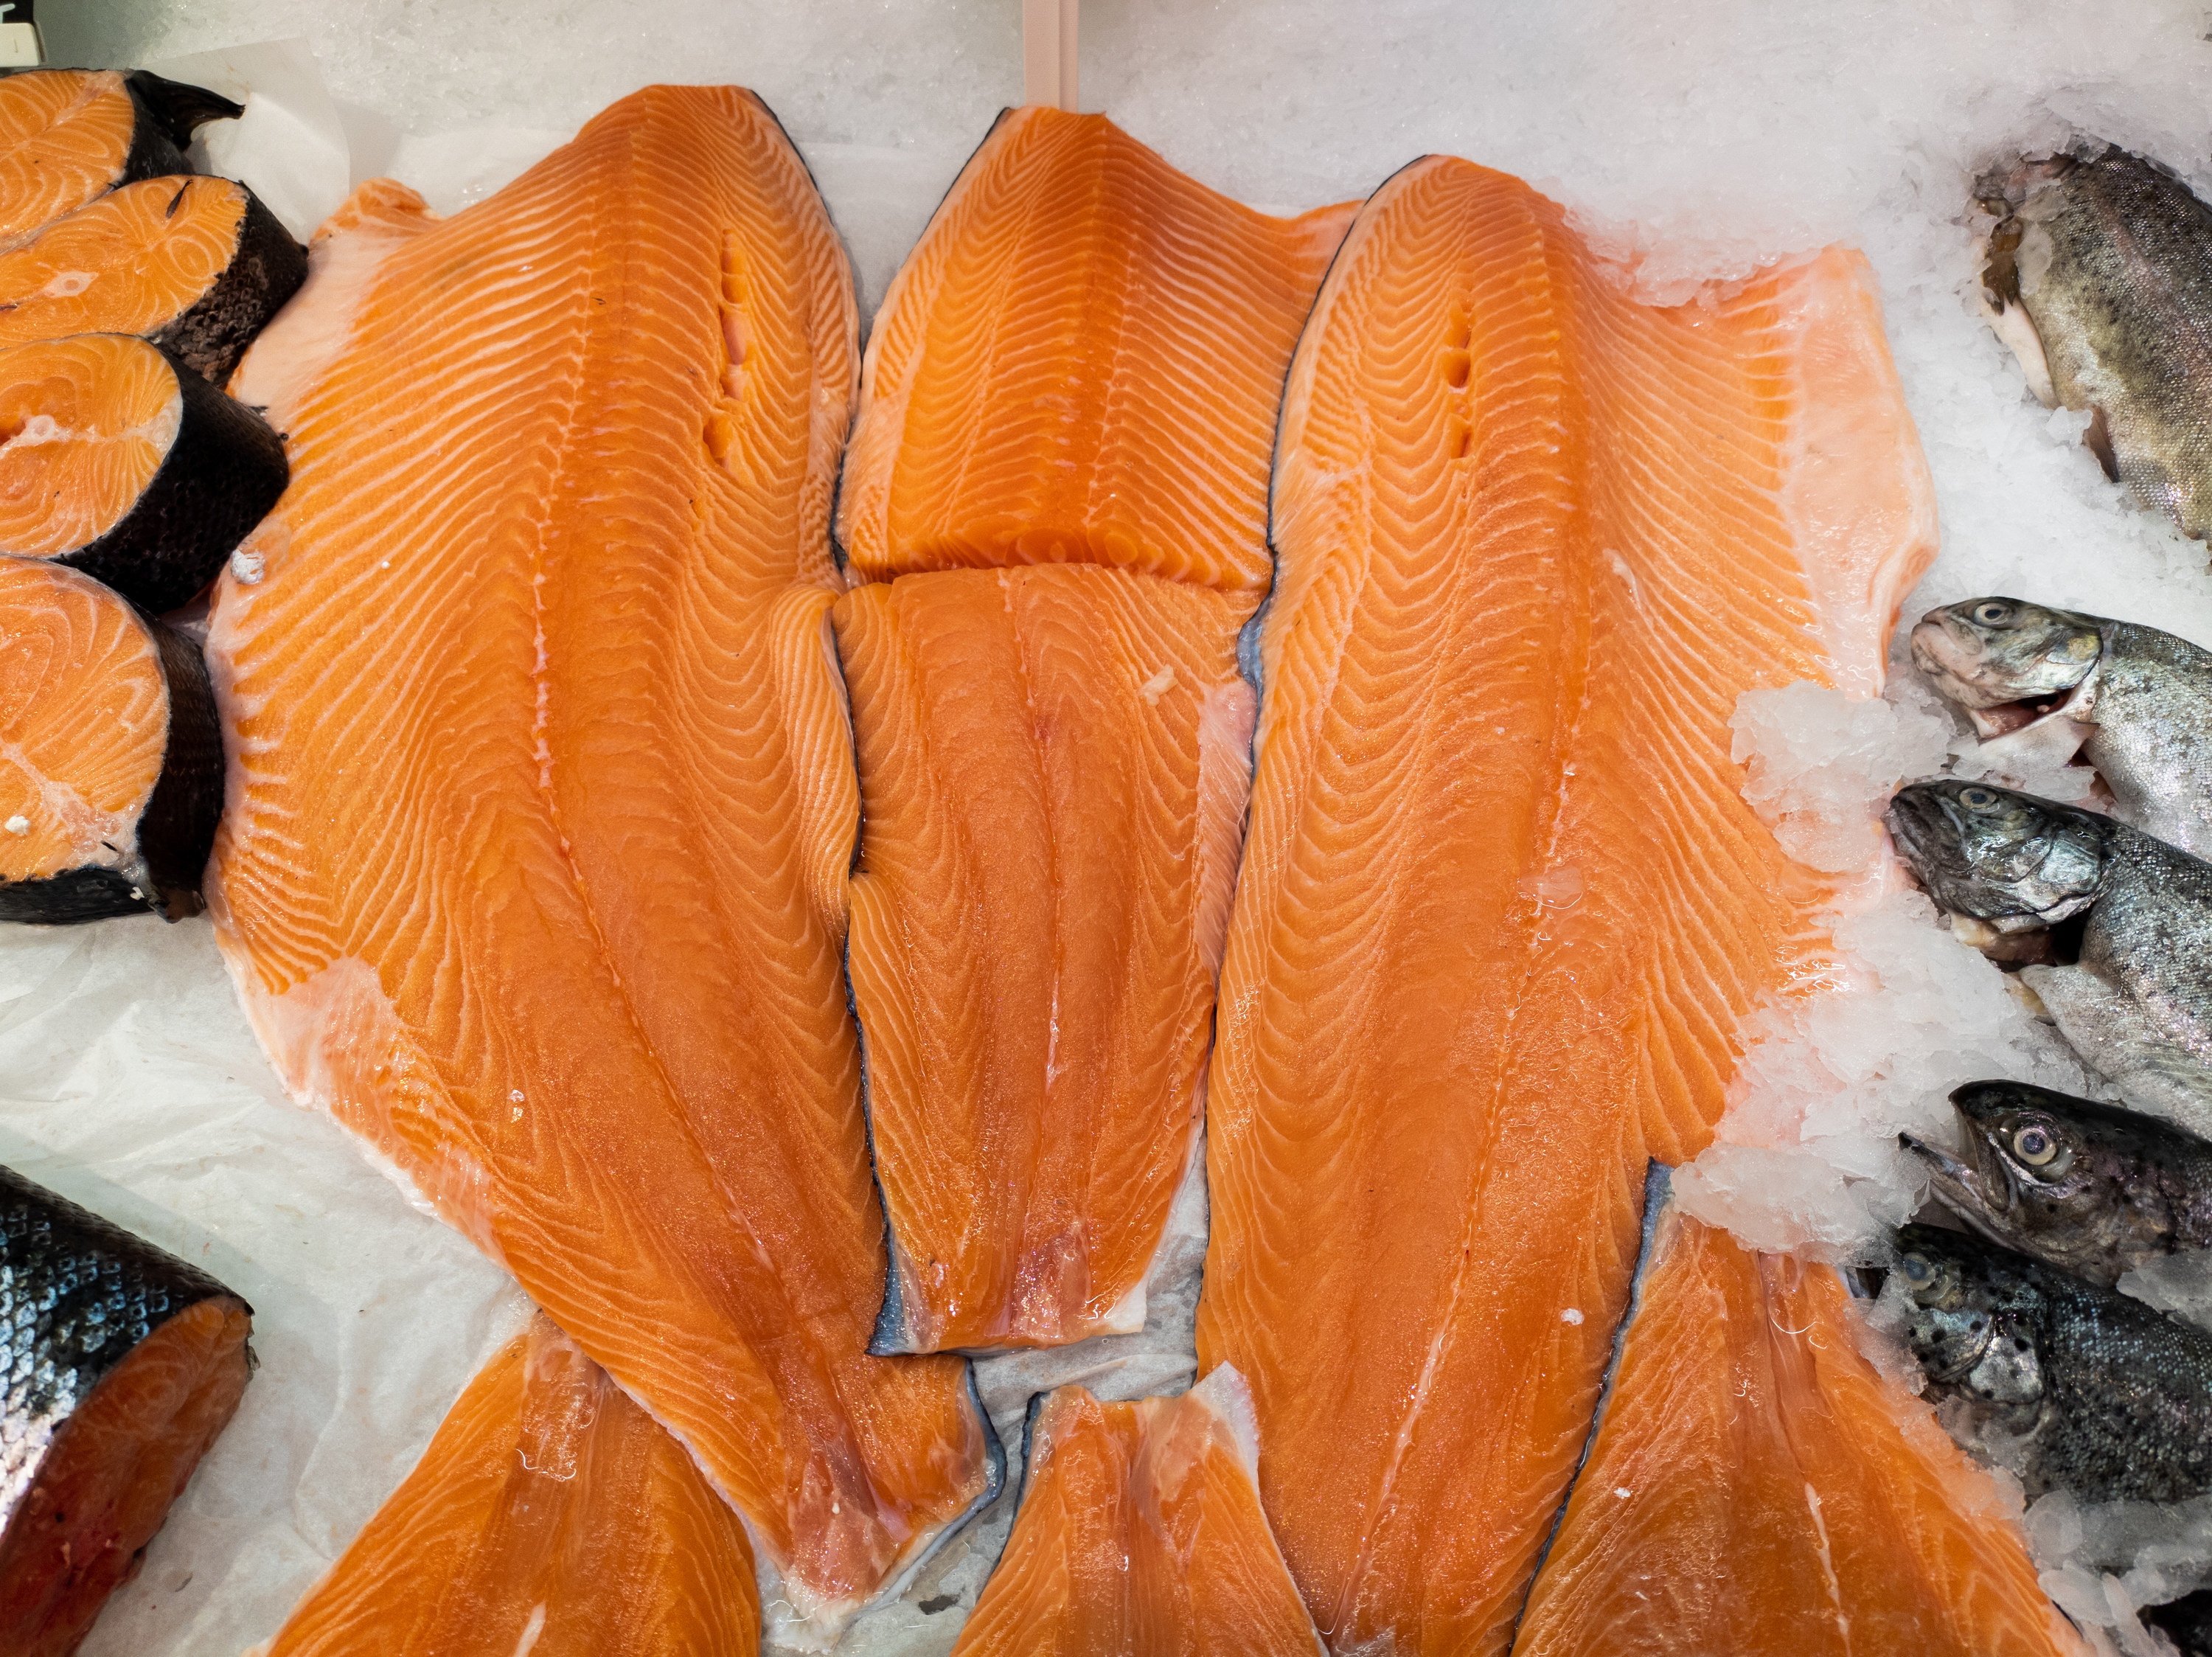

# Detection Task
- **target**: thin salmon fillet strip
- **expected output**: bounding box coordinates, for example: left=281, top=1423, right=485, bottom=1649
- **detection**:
left=1197, top=157, right=1936, bottom=1656
left=254, top=1315, right=760, bottom=1657
left=207, top=86, right=994, bottom=1639
left=835, top=565, right=1256, bottom=1353
left=1514, top=1198, right=2082, bottom=1657
left=950, top=1369, right=1323, bottom=1656
left=837, top=106, right=1354, bottom=591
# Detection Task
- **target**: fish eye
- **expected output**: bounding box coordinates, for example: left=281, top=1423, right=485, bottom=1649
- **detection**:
left=2012, top=1125, right=2059, bottom=1166
left=1973, top=602, right=2011, bottom=625
left=1899, top=1252, right=1933, bottom=1282
left=1959, top=787, right=2000, bottom=810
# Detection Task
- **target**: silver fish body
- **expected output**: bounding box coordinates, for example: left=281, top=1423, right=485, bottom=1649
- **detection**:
left=1979, top=145, right=2212, bottom=541
left=1900, top=1079, right=2212, bottom=1285
left=1912, top=597, right=2212, bottom=856
left=1885, top=782, right=2212, bottom=1124
left=1893, top=1223, right=2212, bottom=1502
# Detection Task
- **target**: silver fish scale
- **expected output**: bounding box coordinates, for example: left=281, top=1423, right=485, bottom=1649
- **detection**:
left=0, top=1165, right=240, bottom=1532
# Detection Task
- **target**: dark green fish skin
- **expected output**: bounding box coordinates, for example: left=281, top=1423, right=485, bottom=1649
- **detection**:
left=1884, top=782, right=2212, bottom=1120
left=1911, top=597, right=2212, bottom=858
left=1893, top=1223, right=2212, bottom=1502
left=1978, top=145, right=2212, bottom=541
left=1900, top=1080, right=2212, bottom=1285
left=0, top=1163, right=248, bottom=1528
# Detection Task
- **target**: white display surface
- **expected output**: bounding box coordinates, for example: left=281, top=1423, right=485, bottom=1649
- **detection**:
left=13, top=2, right=2212, bottom=1653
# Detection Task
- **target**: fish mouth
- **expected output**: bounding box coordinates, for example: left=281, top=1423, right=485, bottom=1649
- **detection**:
left=1960, top=671, right=2091, bottom=740
left=1899, top=1131, right=2013, bottom=1220
left=1907, top=616, right=2096, bottom=738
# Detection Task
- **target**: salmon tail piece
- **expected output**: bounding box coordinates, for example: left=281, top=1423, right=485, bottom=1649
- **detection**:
left=1511, top=1192, right=2085, bottom=1657
left=0, top=559, right=223, bottom=923
left=252, top=1314, right=762, bottom=1657
left=1199, top=155, right=1936, bottom=1655
left=0, top=1164, right=252, bottom=1657
left=950, top=1369, right=1326, bottom=1656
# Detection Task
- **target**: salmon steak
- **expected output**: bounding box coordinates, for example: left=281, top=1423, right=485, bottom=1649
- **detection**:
left=0, top=1163, right=252, bottom=1657
left=836, top=107, right=1353, bottom=591
left=0, top=175, right=305, bottom=384
left=951, top=1369, right=1322, bottom=1656
left=1514, top=1187, right=2083, bottom=1657
left=254, top=1314, right=760, bottom=1657
left=835, top=565, right=1256, bottom=1353
left=1198, top=158, right=1937, bottom=1653
left=206, top=86, right=995, bottom=1639
left=0, top=557, right=220, bottom=923
left=0, top=69, right=240, bottom=246
left=0, top=333, right=288, bottom=613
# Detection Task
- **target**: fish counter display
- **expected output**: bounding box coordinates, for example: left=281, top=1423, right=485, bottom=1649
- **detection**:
left=15, top=7, right=2212, bottom=1657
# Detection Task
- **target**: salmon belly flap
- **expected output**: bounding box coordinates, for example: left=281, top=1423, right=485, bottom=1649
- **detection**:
left=1197, top=157, right=1938, bottom=1654
left=205, top=86, right=993, bottom=1639
left=1513, top=1195, right=2083, bottom=1657
left=950, top=1369, right=1323, bottom=1657
left=830, top=106, right=1352, bottom=1360
left=255, top=1315, right=761, bottom=1657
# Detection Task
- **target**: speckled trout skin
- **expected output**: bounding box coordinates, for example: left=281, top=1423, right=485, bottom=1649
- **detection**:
left=1893, top=1223, right=2212, bottom=1503
left=1901, top=1080, right=2212, bottom=1285
left=1885, top=781, right=2212, bottom=1125
left=1978, top=145, right=2212, bottom=541
left=1913, top=597, right=2212, bottom=857
left=0, top=1163, right=247, bottom=1527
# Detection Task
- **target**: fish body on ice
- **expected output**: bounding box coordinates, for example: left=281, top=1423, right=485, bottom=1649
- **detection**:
left=1900, top=1079, right=2212, bottom=1285
left=1912, top=596, right=2212, bottom=855
left=1885, top=781, right=2212, bottom=1122
left=1893, top=1222, right=2212, bottom=1502
left=1978, top=145, right=2212, bottom=541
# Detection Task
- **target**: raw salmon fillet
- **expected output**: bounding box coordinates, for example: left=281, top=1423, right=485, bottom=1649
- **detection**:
left=254, top=1315, right=759, bottom=1657
left=835, top=565, right=1256, bottom=1352
left=950, top=1369, right=1322, bottom=1656
left=836, top=107, right=1353, bottom=590
left=206, top=86, right=995, bottom=1639
left=1198, top=158, right=1936, bottom=1654
left=1514, top=1195, right=2081, bottom=1656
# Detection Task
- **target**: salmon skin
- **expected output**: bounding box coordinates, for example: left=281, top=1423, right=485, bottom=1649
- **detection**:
left=0, top=558, right=221, bottom=923
left=252, top=1314, right=759, bottom=1657
left=836, top=566, right=1256, bottom=1354
left=837, top=106, right=1354, bottom=590
left=0, top=69, right=241, bottom=245
left=0, top=333, right=288, bottom=613
left=951, top=1369, right=1324, bottom=1656
left=1200, top=156, right=1935, bottom=1654
left=1512, top=1180, right=2081, bottom=1657
left=0, top=175, right=305, bottom=384
left=208, top=87, right=996, bottom=1639
left=0, top=1162, right=253, bottom=1657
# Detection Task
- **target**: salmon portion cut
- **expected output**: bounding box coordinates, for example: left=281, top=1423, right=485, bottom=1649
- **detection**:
left=0, top=69, right=240, bottom=246
left=0, top=333, right=288, bottom=613
left=207, top=86, right=994, bottom=1639
left=835, top=565, right=1256, bottom=1354
left=837, top=108, right=1353, bottom=591
left=255, top=1315, right=760, bottom=1657
left=0, top=176, right=305, bottom=383
left=0, top=1164, right=253, bottom=1657
left=1515, top=1200, right=2081, bottom=1657
left=951, top=1369, right=1322, bottom=1657
left=1198, top=158, right=1936, bottom=1655
left=0, top=557, right=221, bottom=922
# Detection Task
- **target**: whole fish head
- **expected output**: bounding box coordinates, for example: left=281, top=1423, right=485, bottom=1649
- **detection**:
left=1910, top=597, right=2104, bottom=736
left=1885, top=781, right=2111, bottom=933
left=1902, top=1079, right=2207, bottom=1283
left=1893, top=1224, right=2047, bottom=1408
